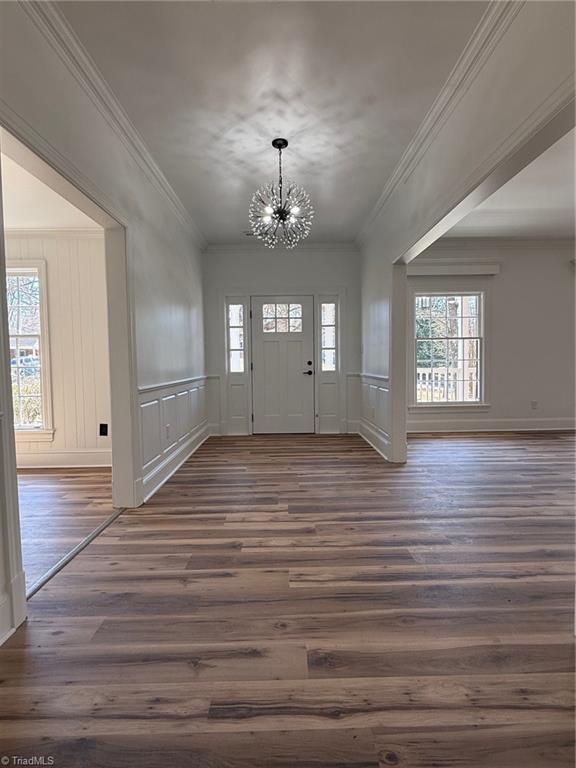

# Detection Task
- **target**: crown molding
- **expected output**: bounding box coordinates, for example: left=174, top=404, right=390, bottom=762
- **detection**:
left=203, top=241, right=360, bottom=256
left=358, top=1, right=527, bottom=244
left=17, top=1, right=206, bottom=249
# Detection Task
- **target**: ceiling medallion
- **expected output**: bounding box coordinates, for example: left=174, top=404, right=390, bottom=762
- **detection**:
left=249, top=138, right=314, bottom=249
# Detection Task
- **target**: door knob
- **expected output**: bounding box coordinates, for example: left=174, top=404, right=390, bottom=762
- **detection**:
left=302, top=370, right=313, bottom=375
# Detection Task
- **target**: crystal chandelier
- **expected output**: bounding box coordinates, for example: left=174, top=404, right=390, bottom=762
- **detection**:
left=249, top=138, right=314, bottom=249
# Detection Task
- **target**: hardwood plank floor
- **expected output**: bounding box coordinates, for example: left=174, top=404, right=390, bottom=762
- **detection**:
left=1, top=433, right=574, bottom=767
left=17, top=467, right=115, bottom=590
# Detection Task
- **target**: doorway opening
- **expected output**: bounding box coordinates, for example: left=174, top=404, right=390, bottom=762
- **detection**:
left=0, top=129, right=137, bottom=604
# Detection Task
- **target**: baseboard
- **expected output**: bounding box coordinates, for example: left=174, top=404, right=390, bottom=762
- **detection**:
left=142, top=421, right=209, bottom=503
left=407, top=416, right=575, bottom=433
left=358, top=418, right=392, bottom=462
left=16, top=450, right=112, bottom=468
left=0, top=569, right=26, bottom=647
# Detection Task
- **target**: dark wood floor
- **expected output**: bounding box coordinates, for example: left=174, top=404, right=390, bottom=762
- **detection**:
left=2, top=433, right=574, bottom=766
left=17, top=467, right=115, bottom=590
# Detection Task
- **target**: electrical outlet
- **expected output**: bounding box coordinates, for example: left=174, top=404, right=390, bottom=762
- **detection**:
left=99, top=423, right=108, bottom=437
left=165, top=424, right=171, bottom=440
left=530, top=400, right=539, bottom=410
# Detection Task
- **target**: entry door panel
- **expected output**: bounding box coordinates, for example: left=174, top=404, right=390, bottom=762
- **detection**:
left=251, top=296, right=314, bottom=433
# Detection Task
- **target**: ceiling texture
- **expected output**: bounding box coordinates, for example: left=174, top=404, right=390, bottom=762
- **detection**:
left=447, top=129, right=575, bottom=239
left=58, top=1, right=489, bottom=244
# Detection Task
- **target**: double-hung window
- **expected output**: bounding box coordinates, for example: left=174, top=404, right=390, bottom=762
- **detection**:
left=414, top=293, right=483, bottom=404
left=6, top=264, right=51, bottom=431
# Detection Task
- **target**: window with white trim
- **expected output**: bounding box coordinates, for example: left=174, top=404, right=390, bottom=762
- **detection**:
left=227, top=302, right=245, bottom=373
left=320, top=302, right=337, bottom=372
left=414, top=293, right=483, bottom=403
left=6, top=266, right=50, bottom=429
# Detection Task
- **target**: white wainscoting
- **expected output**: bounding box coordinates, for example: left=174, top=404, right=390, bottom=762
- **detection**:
left=137, top=376, right=209, bottom=502
left=348, top=373, right=392, bottom=460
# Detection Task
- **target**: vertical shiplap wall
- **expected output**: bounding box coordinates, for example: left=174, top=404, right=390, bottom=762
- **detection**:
left=5, top=231, right=111, bottom=466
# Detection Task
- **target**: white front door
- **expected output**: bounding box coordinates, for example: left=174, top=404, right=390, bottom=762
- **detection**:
left=251, top=295, right=315, bottom=433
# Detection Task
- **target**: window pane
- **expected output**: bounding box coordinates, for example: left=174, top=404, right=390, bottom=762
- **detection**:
left=321, top=326, right=335, bottom=348
left=463, top=338, right=479, bottom=359
left=20, top=397, right=42, bottom=427
left=276, top=303, right=288, bottom=318
left=19, top=306, right=40, bottom=334
left=431, top=339, right=447, bottom=363
left=416, top=340, right=432, bottom=366
left=463, top=295, right=478, bottom=316
left=322, top=349, right=336, bottom=371
left=416, top=318, right=430, bottom=338
left=229, top=327, right=243, bottom=350
left=289, top=303, right=302, bottom=318
left=431, top=296, right=447, bottom=316
left=429, top=317, right=447, bottom=338
left=276, top=318, right=289, bottom=333
left=263, top=303, right=275, bottom=318
left=229, top=304, right=243, bottom=326
left=321, top=303, right=335, bottom=325
left=230, top=350, right=244, bottom=373
left=263, top=318, right=275, bottom=333
left=19, top=367, right=41, bottom=396
left=462, top=317, right=479, bottom=337
left=289, top=318, right=302, bottom=333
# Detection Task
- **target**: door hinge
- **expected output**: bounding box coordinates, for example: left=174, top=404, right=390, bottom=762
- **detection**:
left=250, top=362, right=253, bottom=371
left=251, top=413, right=254, bottom=422
left=249, top=309, right=253, bottom=319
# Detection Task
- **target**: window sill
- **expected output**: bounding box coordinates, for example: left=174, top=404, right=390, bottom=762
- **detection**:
left=409, top=403, right=491, bottom=412
left=15, top=428, right=55, bottom=443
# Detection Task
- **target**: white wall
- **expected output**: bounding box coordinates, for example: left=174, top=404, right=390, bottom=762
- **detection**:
left=6, top=231, right=112, bottom=466
left=0, top=2, right=209, bottom=637
left=407, top=239, right=576, bottom=432
left=0, top=2, right=208, bottom=501
left=359, top=3, right=574, bottom=461
left=202, top=244, right=361, bottom=434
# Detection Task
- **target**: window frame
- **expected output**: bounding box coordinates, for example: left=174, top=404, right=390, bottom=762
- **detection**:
left=225, top=296, right=248, bottom=375
left=6, top=260, right=54, bottom=439
left=408, top=282, right=489, bottom=409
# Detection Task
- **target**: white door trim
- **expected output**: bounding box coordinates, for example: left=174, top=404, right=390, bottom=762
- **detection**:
left=216, top=285, right=348, bottom=436
left=0, top=128, right=140, bottom=640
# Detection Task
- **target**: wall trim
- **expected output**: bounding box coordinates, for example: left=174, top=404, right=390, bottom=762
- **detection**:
left=15, top=449, right=112, bottom=468
left=429, top=237, right=576, bottom=251
left=204, top=242, right=359, bottom=256
left=407, top=261, right=500, bottom=276
left=359, top=1, right=525, bottom=241
left=4, top=228, right=104, bottom=238
left=348, top=372, right=390, bottom=385
left=138, top=375, right=207, bottom=395
left=12, top=1, right=205, bottom=248
left=358, top=418, right=392, bottom=462
left=142, top=420, right=209, bottom=502
left=407, top=417, right=575, bottom=433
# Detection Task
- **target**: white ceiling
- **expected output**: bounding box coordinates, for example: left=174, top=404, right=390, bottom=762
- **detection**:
left=59, top=1, right=488, bottom=243
left=447, top=129, right=575, bottom=239
left=1, top=154, right=97, bottom=230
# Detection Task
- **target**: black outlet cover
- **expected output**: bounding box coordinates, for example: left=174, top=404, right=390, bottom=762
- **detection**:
left=99, top=423, right=108, bottom=437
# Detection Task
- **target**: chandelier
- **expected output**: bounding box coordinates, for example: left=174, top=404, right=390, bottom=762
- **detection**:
left=249, top=138, right=314, bottom=249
